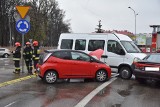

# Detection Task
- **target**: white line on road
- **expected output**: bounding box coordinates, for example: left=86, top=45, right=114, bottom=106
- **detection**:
left=4, top=101, right=17, bottom=107
left=74, top=78, right=117, bottom=107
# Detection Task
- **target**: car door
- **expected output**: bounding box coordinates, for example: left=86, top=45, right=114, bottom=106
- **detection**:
left=70, top=51, right=94, bottom=77
left=53, top=51, right=72, bottom=77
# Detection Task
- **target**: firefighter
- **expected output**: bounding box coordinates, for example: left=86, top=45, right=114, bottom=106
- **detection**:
left=32, top=41, right=40, bottom=74
left=13, top=42, right=21, bottom=74
left=23, top=42, right=33, bottom=74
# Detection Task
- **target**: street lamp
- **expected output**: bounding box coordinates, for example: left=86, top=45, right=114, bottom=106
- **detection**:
left=128, top=6, right=138, bottom=36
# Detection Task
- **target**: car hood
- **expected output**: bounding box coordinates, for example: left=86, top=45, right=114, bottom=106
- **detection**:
left=89, top=49, right=104, bottom=60
left=130, top=53, right=147, bottom=59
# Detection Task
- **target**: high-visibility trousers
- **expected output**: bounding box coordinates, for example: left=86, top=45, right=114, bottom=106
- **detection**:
left=25, top=59, right=32, bottom=73
left=33, top=59, right=39, bottom=69
left=14, top=60, right=20, bottom=72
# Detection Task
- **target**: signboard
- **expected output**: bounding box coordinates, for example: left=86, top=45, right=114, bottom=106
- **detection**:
left=136, top=34, right=146, bottom=45
left=16, top=6, right=30, bottom=19
left=16, top=19, right=30, bottom=34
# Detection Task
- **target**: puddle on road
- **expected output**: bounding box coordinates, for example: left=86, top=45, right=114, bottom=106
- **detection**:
left=117, top=90, right=130, bottom=97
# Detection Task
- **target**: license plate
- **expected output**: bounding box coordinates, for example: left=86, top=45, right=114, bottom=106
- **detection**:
left=145, top=67, right=159, bottom=71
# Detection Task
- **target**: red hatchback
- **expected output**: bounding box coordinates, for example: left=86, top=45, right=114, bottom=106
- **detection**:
left=37, top=49, right=111, bottom=84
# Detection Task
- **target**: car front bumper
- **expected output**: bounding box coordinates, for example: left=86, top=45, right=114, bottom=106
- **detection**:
left=133, top=69, right=160, bottom=80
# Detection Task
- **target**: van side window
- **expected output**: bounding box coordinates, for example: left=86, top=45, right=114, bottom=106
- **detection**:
left=61, top=39, right=73, bottom=49
left=88, top=40, right=105, bottom=51
left=75, top=39, right=86, bottom=50
left=107, top=40, right=123, bottom=54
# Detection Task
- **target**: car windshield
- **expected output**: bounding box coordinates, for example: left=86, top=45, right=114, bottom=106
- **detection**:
left=121, top=41, right=141, bottom=53
left=144, top=54, right=160, bottom=63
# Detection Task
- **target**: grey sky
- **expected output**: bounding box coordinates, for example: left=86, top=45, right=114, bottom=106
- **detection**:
left=58, top=0, right=160, bottom=34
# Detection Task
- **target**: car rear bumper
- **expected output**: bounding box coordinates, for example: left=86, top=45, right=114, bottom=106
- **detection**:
left=133, top=69, right=160, bottom=80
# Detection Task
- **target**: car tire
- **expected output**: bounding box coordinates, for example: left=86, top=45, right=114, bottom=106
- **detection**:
left=44, top=71, right=58, bottom=84
left=96, top=70, right=108, bottom=82
left=119, top=67, right=132, bottom=79
left=135, top=77, right=146, bottom=84
left=3, top=53, right=9, bottom=58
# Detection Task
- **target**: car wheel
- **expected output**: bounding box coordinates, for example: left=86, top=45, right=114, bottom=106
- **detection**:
left=96, top=70, right=108, bottom=82
left=119, top=67, right=132, bottom=79
left=3, top=53, right=9, bottom=58
left=44, top=71, right=58, bottom=84
left=135, top=77, right=146, bottom=84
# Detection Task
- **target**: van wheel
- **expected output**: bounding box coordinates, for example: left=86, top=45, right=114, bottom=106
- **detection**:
left=96, top=70, right=108, bottom=82
left=119, top=67, right=132, bottom=79
left=44, top=71, right=58, bottom=84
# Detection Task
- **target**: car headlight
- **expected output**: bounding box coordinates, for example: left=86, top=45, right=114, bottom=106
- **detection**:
left=133, top=57, right=141, bottom=63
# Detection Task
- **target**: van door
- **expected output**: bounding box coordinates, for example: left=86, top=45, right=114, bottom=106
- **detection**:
left=106, top=40, right=125, bottom=72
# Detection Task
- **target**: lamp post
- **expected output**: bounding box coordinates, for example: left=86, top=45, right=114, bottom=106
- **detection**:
left=128, top=7, right=138, bottom=37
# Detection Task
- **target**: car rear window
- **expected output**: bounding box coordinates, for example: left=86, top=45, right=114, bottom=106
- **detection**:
left=145, top=54, right=160, bottom=63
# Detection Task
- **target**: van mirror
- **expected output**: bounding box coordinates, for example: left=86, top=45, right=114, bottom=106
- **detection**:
left=101, top=55, right=108, bottom=58
left=119, top=49, right=125, bottom=55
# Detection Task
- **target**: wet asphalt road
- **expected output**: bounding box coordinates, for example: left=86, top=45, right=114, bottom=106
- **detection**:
left=0, top=58, right=160, bottom=107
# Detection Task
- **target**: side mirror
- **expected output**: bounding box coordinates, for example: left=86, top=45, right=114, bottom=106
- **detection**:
left=101, top=55, right=108, bottom=58
left=119, top=49, right=125, bottom=55
left=90, top=58, right=95, bottom=62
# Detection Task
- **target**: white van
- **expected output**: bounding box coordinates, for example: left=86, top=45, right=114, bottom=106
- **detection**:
left=57, top=33, right=147, bottom=79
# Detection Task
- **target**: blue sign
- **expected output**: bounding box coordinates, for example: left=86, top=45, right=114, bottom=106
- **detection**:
left=16, top=19, right=30, bottom=34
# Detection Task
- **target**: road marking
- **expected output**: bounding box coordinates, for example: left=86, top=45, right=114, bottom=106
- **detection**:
left=0, top=75, right=36, bottom=88
left=111, top=73, right=119, bottom=78
left=4, top=101, right=17, bottom=107
left=75, top=78, right=117, bottom=107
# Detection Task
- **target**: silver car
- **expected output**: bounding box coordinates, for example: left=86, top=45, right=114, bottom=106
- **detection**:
left=0, top=48, right=11, bottom=58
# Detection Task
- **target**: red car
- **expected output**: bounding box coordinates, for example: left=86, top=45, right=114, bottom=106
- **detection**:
left=133, top=53, right=160, bottom=83
left=36, top=49, right=111, bottom=84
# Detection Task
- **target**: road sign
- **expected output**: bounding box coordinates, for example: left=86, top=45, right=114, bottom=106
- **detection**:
left=16, top=6, right=30, bottom=19
left=16, top=19, right=30, bottom=34
left=14, top=12, right=30, bottom=22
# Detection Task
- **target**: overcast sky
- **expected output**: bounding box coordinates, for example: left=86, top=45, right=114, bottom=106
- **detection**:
left=58, top=0, right=160, bottom=34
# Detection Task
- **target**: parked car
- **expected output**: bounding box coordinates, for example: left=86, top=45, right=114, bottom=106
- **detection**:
left=36, top=49, right=111, bottom=84
left=0, top=48, right=11, bottom=58
left=133, top=53, right=160, bottom=83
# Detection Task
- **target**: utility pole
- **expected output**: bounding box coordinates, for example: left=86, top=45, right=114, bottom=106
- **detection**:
left=8, top=8, right=12, bottom=49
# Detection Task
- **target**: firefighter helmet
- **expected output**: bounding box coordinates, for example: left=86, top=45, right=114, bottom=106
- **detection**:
left=33, top=41, right=38, bottom=46
left=15, top=42, right=21, bottom=46
left=26, top=42, right=31, bottom=45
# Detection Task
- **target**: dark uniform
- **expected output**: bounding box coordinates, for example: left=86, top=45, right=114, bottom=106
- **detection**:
left=13, top=43, right=21, bottom=74
left=23, top=43, right=33, bottom=74
left=33, top=46, right=40, bottom=70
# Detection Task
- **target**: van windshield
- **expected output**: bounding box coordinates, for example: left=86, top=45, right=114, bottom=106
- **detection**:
left=121, top=41, right=141, bottom=53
